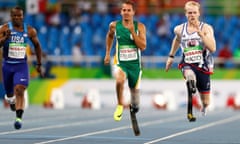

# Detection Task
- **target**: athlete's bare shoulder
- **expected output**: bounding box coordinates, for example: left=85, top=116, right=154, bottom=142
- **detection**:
left=137, top=22, right=146, bottom=31
left=202, top=22, right=214, bottom=36
left=27, top=25, right=38, bottom=38
left=174, top=23, right=184, bottom=36
left=107, top=21, right=117, bottom=36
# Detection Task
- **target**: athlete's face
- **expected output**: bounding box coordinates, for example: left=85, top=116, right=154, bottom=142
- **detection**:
left=185, top=5, right=200, bottom=24
left=11, top=9, right=24, bottom=27
left=121, top=3, right=135, bottom=21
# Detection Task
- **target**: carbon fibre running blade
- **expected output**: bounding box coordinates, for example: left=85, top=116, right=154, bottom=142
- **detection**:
left=130, top=110, right=140, bottom=136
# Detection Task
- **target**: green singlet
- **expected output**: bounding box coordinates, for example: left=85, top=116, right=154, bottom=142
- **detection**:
left=114, top=20, right=142, bottom=88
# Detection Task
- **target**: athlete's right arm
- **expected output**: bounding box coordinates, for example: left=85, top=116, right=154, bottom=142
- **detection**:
left=0, top=24, right=10, bottom=46
left=165, top=25, right=182, bottom=72
left=104, top=21, right=116, bottom=65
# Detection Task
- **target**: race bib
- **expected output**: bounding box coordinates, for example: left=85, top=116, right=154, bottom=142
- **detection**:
left=119, top=48, right=138, bottom=61
left=8, top=43, right=27, bottom=59
left=184, top=46, right=203, bottom=63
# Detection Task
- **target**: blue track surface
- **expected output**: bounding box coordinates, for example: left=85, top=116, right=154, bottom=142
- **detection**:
left=0, top=106, right=239, bottom=144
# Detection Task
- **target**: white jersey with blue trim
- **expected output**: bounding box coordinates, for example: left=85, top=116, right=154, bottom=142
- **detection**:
left=179, top=22, right=214, bottom=73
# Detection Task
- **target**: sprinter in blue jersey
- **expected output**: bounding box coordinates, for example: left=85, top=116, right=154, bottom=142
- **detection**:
left=0, top=6, right=42, bottom=129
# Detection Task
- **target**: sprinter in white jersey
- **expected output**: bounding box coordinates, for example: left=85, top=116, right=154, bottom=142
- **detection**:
left=165, top=1, right=216, bottom=119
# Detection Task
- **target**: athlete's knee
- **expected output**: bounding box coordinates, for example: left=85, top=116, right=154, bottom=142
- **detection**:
left=200, top=93, right=210, bottom=107
left=116, top=75, right=125, bottom=85
left=184, top=69, right=196, bottom=81
left=14, top=85, right=26, bottom=96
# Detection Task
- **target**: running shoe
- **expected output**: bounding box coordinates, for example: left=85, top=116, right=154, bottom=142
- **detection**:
left=187, top=113, right=196, bottom=122
left=14, top=118, right=22, bottom=130
left=4, top=95, right=16, bottom=111
left=201, top=107, right=207, bottom=116
left=113, top=105, right=123, bottom=121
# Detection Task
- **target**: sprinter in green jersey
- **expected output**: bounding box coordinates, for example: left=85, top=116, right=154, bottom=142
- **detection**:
left=104, top=0, right=146, bottom=121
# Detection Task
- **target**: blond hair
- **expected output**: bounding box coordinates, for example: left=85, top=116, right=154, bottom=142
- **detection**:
left=184, top=1, right=200, bottom=11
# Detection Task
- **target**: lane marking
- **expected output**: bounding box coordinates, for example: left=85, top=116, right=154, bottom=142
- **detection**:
left=33, top=116, right=182, bottom=144
left=0, top=118, right=112, bottom=136
left=144, top=114, right=240, bottom=144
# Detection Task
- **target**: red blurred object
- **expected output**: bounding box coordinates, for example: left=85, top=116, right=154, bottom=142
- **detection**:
left=43, top=101, right=53, bottom=108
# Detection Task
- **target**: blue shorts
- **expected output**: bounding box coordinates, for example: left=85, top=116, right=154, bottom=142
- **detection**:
left=2, top=62, right=29, bottom=95
left=181, top=65, right=210, bottom=94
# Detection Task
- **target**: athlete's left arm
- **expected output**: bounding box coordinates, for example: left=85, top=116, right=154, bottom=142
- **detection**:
left=130, top=22, right=146, bottom=51
left=28, top=26, right=42, bottom=75
left=198, top=24, right=216, bottom=53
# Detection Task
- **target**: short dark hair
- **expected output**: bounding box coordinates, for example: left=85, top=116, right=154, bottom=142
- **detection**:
left=11, top=6, right=24, bottom=13
left=123, top=0, right=136, bottom=10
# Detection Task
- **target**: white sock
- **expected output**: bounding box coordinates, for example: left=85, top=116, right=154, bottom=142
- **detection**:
left=4, top=95, right=16, bottom=104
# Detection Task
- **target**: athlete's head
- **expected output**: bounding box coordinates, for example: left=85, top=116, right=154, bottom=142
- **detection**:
left=10, top=6, right=24, bottom=27
left=184, top=1, right=201, bottom=24
left=121, top=0, right=135, bottom=21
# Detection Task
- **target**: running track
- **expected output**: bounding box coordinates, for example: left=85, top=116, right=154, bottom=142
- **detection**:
left=0, top=106, right=239, bottom=144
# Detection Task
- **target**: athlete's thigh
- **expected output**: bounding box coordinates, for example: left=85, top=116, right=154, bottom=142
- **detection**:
left=2, top=63, right=14, bottom=94
left=181, top=65, right=195, bottom=80
left=13, top=63, right=29, bottom=87
left=128, top=66, right=142, bottom=89
left=195, top=70, right=210, bottom=92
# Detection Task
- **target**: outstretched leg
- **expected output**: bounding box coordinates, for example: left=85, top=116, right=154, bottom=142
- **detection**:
left=129, top=88, right=140, bottom=136
left=14, top=84, right=26, bottom=129
left=113, top=68, right=126, bottom=121
left=184, top=69, right=197, bottom=122
left=200, top=93, right=210, bottom=116
left=186, top=80, right=196, bottom=122
left=130, top=89, right=140, bottom=113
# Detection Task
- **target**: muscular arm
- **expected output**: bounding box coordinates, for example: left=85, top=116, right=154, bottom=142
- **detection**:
left=104, top=21, right=116, bottom=65
left=28, top=26, right=42, bottom=65
left=198, top=24, right=216, bottom=53
left=0, top=24, right=10, bottom=46
left=165, top=25, right=182, bottom=72
left=169, top=25, right=182, bottom=56
left=129, top=22, right=146, bottom=51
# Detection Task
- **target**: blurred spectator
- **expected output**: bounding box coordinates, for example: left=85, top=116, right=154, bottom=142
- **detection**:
left=96, top=0, right=108, bottom=14
left=0, top=7, right=10, bottom=23
left=217, top=43, right=232, bottom=68
left=108, top=0, right=120, bottom=15
left=45, top=0, right=61, bottom=26
left=156, top=14, right=171, bottom=41
left=72, top=42, right=83, bottom=67
left=77, top=0, right=92, bottom=13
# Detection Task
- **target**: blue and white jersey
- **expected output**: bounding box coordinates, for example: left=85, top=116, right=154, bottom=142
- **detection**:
left=3, top=22, right=29, bottom=63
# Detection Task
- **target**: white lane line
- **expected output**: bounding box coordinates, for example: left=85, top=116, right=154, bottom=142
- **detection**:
left=33, top=116, right=182, bottom=144
left=0, top=118, right=112, bottom=135
left=144, top=114, right=240, bottom=144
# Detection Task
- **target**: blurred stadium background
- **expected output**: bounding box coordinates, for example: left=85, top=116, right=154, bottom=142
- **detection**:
left=0, top=0, right=240, bottom=110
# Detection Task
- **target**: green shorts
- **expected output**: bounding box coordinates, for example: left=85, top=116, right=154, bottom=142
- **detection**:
left=117, top=62, right=142, bottom=89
